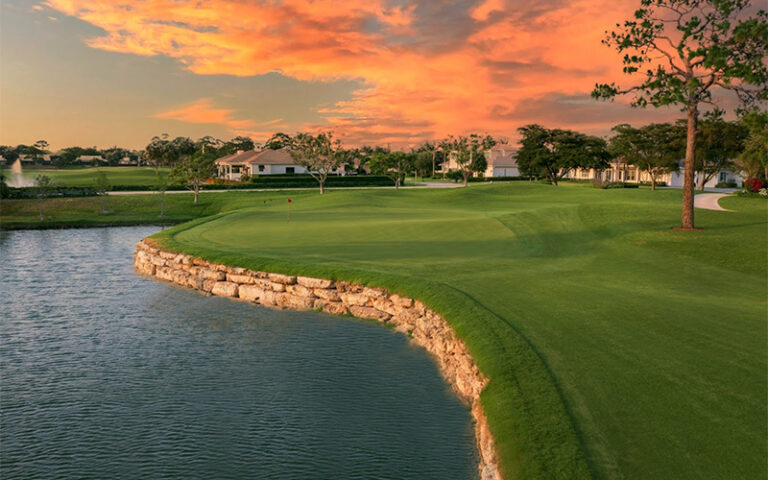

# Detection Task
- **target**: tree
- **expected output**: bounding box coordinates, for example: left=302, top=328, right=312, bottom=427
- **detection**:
left=517, top=125, right=611, bottom=185
left=737, top=110, right=768, bottom=178
left=609, top=123, right=684, bottom=190
left=288, top=132, right=345, bottom=194
left=417, top=141, right=443, bottom=177
left=0, top=145, right=20, bottom=164
left=695, top=118, right=748, bottom=188
left=218, top=136, right=255, bottom=156
left=445, top=134, right=497, bottom=186
left=414, top=150, right=434, bottom=178
left=195, top=136, right=223, bottom=154
left=170, top=151, right=216, bottom=204
left=34, top=174, right=54, bottom=221
left=265, top=132, right=293, bottom=150
left=155, top=171, right=170, bottom=218
left=593, top=0, right=768, bottom=228
left=94, top=170, right=110, bottom=213
left=369, top=151, right=415, bottom=189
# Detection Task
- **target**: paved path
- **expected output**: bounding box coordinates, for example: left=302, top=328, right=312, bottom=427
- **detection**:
left=694, top=193, right=732, bottom=211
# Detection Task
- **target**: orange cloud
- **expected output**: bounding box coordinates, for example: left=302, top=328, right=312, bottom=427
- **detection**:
left=46, top=0, right=679, bottom=147
left=154, top=98, right=255, bottom=130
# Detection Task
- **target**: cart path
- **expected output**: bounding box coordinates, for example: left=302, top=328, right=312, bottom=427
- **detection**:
left=694, top=193, right=732, bottom=212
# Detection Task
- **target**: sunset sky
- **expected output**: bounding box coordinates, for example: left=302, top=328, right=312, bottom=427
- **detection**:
left=0, top=0, right=718, bottom=150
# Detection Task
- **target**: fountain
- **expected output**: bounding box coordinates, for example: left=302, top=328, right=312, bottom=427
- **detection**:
left=7, top=159, right=34, bottom=187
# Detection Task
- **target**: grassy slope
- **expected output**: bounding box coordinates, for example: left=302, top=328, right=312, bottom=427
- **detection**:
left=17, top=166, right=170, bottom=187
left=147, top=183, right=766, bottom=480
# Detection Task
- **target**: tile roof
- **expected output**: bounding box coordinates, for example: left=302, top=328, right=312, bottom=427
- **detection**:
left=216, top=148, right=296, bottom=165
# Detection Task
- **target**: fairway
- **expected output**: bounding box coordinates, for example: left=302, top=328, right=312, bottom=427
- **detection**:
left=152, top=183, right=766, bottom=479
left=18, top=166, right=169, bottom=187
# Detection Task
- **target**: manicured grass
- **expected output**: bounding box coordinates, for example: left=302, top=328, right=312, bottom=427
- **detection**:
left=0, top=191, right=285, bottom=229
left=16, top=166, right=170, bottom=187
left=147, top=184, right=766, bottom=480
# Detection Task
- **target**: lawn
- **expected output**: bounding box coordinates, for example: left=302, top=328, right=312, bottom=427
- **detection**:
left=15, top=166, right=170, bottom=187
left=147, top=183, right=766, bottom=480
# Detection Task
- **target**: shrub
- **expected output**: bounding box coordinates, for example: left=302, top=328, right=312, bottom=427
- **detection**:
left=715, top=181, right=738, bottom=188
left=600, top=182, right=639, bottom=189
left=445, top=170, right=464, bottom=183
left=744, top=178, right=765, bottom=192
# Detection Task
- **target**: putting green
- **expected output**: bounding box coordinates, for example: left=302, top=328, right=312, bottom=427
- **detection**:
left=154, top=183, right=767, bottom=479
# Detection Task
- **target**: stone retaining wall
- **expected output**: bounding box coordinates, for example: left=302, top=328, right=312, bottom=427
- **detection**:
left=134, top=239, right=501, bottom=480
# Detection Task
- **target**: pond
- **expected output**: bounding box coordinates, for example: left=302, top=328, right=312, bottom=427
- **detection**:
left=0, top=226, right=478, bottom=479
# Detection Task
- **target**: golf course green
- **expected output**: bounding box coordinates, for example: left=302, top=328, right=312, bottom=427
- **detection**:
left=149, top=184, right=763, bottom=478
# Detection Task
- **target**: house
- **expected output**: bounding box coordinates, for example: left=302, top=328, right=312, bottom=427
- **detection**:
left=440, top=144, right=520, bottom=177
left=484, top=145, right=519, bottom=177
left=76, top=155, right=105, bottom=165
left=567, top=159, right=744, bottom=188
left=216, top=148, right=308, bottom=180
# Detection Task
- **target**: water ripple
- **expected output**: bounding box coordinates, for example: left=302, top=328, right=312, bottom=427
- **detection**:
left=0, top=227, right=478, bottom=479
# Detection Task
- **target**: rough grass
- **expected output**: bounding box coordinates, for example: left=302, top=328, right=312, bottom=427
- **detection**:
left=143, top=183, right=766, bottom=480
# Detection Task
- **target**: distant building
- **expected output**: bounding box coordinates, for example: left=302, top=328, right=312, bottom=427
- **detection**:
left=216, top=148, right=306, bottom=180
left=440, top=144, right=519, bottom=178
left=567, top=160, right=744, bottom=188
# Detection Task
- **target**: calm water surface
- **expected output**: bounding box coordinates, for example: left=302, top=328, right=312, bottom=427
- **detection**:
left=0, top=226, right=478, bottom=479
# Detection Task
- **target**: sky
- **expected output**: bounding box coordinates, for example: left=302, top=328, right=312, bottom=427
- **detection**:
left=0, top=0, right=727, bottom=150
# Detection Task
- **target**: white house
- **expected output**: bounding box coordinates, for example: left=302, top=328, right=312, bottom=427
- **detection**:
left=216, top=148, right=307, bottom=180
left=440, top=144, right=520, bottom=178
left=484, top=145, right=519, bottom=177
left=568, top=160, right=744, bottom=188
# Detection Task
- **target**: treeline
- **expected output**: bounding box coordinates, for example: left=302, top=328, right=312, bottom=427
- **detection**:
left=516, top=114, right=765, bottom=190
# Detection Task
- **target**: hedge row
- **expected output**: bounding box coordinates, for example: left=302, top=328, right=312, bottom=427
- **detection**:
left=2, top=186, right=99, bottom=199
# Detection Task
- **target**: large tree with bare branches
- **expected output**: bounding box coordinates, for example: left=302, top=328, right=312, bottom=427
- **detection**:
left=593, top=0, right=767, bottom=229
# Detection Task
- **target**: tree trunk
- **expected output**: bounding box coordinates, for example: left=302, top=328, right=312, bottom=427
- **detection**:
left=319, top=180, right=325, bottom=195
left=463, top=170, right=469, bottom=187
left=432, top=151, right=436, bottom=178
left=648, top=168, right=656, bottom=191
left=681, top=105, right=698, bottom=229
left=194, top=184, right=199, bottom=204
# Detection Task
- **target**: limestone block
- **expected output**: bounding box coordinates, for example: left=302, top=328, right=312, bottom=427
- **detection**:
left=349, top=306, right=391, bottom=322
left=390, top=294, right=414, bottom=308
left=202, top=279, right=217, bottom=292
left=200, top=269, right=226, bottom=281
left=211, top=281, right=239, bottom=298
left=270, top=282, right=286, bottom=292
left=339, top=292, right=371, bottom=307
left=286, top=284, right=315, bottom=298
left=267, top=273, right=297, bottom=284
left=314, top=288, right=340, bottom=301
left=150, top=256, right=166, bottom=267
left=315, top=300, right=349, bottom=315
left=227, top=273, right=258, bottom=284
left=372, top=297, right=397, bottom=316
left=297, top=276, right=334, bottom=289
left=239, top=285, right=265, bottom=302
left=284, top=295, right=315, bottom=310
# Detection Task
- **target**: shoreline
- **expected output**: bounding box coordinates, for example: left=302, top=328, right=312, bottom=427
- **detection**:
left=134, top=238, right=502, bottom=480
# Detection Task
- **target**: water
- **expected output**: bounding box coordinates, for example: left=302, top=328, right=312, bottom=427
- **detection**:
left=0, top=226, right=478, bottom=479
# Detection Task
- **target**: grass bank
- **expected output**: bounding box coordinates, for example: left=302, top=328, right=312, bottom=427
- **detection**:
left=145, top=183, right=766, bottom=479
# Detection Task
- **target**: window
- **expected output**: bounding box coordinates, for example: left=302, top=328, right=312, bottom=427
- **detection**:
left=258, top=165, right=265, bottom=172
left=285, top=167, right=295, bottom=174
left=719, top=171, right=727, bottom=182
left=627, top=170, right=636, bottom=181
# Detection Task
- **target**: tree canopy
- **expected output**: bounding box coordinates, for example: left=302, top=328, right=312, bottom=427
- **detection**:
left=609, top=123, right=684, bottom=189
left=517, top=125, right=611, bottom=185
